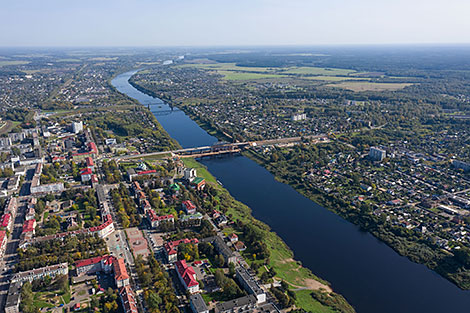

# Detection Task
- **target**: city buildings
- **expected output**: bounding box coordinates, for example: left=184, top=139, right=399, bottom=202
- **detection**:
left=369, top=147, right=386, bottom=161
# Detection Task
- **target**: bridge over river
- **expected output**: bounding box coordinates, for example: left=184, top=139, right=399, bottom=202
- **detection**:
left=113, top=134, right=328, bottom=160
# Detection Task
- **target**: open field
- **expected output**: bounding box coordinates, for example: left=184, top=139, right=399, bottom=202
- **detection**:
left=216, top=70, right=288, bottom=81
left=0, top=60, right=30, bottom=67
left=281, top=66, right=356, bottom=76
left=303, top=76, right=369, bottom=82
left=326, top=81, right=413, bottom=92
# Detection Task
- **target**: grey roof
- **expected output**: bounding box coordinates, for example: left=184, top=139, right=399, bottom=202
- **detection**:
left=5, top=282, right=21, bottom=309
left=215, top=295, right=257, bottom=312
left=236, top=267, right=264, bottom=296
left=190, top=294, right=208, bottom=313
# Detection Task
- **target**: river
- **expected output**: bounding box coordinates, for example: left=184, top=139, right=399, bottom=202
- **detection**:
left=112, top=70, right=470, bottom=313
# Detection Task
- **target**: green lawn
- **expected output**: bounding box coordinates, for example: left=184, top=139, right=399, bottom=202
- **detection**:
left=182, top=158, right=217, bottom=183
left=281, top=66, right=356, bottom=76
left=295, top=290, right=336, bottom=313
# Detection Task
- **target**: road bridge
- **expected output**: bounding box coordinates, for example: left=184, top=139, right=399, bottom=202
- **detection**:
left=112, top=134, right=328, bottom=161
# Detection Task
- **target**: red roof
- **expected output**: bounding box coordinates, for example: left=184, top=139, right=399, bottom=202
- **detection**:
left=147, top=210, right=173, bottom=222
left=164, top=238, right=198, bottom=256
left=91, top=174, right=99, bottom=183
left=75, top=255, right=115, bottom=268
left=182, top=200, right=196, bottom=211
left=85, top=157, right=94, bottom=167
left=80, top=168, right=92, bottom=175
left=22, top=219, right=36, bottom=233
left=175, top=260, right=198, bottom=287
left=0, top=214, right=11, bottom=228
left=137, top=169, right=156, bottom=175
left=0, top=230, right=6, bottom=244
left=113, top=258, right=129, bottom=281
left=119, top=286, right=138, bottom=313
left=87, top=142, right=98, bottom=154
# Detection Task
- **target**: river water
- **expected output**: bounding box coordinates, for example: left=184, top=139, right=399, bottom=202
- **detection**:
left=112, top=70, right=470, bottom=313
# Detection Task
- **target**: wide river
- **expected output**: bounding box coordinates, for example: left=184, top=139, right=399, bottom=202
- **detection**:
left=112, top=70, right=470, bottom=313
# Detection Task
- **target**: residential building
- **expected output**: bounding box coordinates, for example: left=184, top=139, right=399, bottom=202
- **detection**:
left=164, top=238, right=199, bottom=263
left=182, top=200, right=197, bottom=214
left=80, top=168, right=93, bottom=182
left=190, top=294, right=209, bottom=313
left=215, top=295, right=257, bottom=313
left=453, top=159, right=470, bottom=172
left=369, top=147, right=386, bottom=161
left=175, top=260, right=199, bottom=294
left=202, top=236, right=237, bottom=265
left=4, top=283, right=21, bottom=313
left=113, top=258, right=130, bottom=288
left=11, top=263, right=69, bottom=283
left=236, top=267, right=266, bottom=303
left=71, top=121, right=83, bottom=134
left=0, top=230, right=7, bottom=258
left=147, top=210, right=174, bottom=228
left=75, top=255, right=114, bottom=276
left=291, top=113, right=307, bottom=121
left=119, top=286, right=138, bottom=313
left=184, top=168, right=197, bottom=181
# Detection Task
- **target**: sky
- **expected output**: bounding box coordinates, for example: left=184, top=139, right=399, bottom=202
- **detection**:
left=1, top=0, right=470, bottom=47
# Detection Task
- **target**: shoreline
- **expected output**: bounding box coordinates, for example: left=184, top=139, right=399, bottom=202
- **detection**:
left=129, top=79, right=470, bottom=291
left=126, top=77, right=356, bottom=312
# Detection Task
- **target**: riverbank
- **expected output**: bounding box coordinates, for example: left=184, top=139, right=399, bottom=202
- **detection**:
left=125, top=73, right=356, bottom=312
left=133, top=76, right=470, bottom=290
left=182, top=157, right=355, bottom=313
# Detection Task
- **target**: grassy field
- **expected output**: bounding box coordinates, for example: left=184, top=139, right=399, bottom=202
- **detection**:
left=216, top=70, right=288, bottom=81
left=295, top=290, right=336, bottom=313
left=281, top=66, right=356, bottom=76
left=0, top=60, right=29, bottom=67
left=303, top=76, right=369, bottom=82
left=327, top=81, right=413, bottom=92
left=182, top=158, right=218, bottom=183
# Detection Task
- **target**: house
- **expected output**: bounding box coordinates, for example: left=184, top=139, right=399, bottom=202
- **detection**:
left=85, top=157, right=94, bottom=171
left=182, top=200, right=197, bottom=214
left=215, top=214, right=228, bottom=227
left=21, top=219, right=36, bottom=239
left=0, top=213, right=12, bottom=232
left=80, top=168, right=93, bottom=182
left=234, top=241, right=246, bottom=252
left=147, top=210, right=174, bottom=228
left=164, top=238, right=199, bottom=263
left=169, top=183, right=181, bottom=194
left=0, top=230, right=7, bottom=258
left=229, top=233, right=238, bottom=243
left=141, top=199, right=152, bottom=213
left=175, top=260, right=199, bottom=294
left=113, top=258, right=130, bottom=288
left=180, top=213, right=203, bottom=227
left=119, top=286, right=138, bottom=313
left=190, top=177, right=206, bottom=190
left=190, top=294, right=209, bottom=313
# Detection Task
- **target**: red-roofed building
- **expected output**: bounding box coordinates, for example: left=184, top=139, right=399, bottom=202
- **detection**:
left=91, top=174, right=99, bottom=184
left=229, top=233, right=238, bottom=243
left=21, top=219, right=36, bottom=240
left=80, top=168, right=93, bottom=182
left=147, top=210, right=174, bottom=228
left=119, top=286, right=138, bottom=313
left=85, top=157, right=94, bottom=170
left=75, top=255, right=115, bottom=276
left=137, top=169, right=156, bottom=176
left=0, top=213, right=12, bottom=232
left=0, top=230, right=7, bottom=258
left=175, top=260, right=199, bottom=294
left=164, top=238, right=199, bottom=263
left=182, top=200, right=196, bottom=214
left=141, top=199, right=151, bottom=213
left=113, top=258, right=129, bottom=288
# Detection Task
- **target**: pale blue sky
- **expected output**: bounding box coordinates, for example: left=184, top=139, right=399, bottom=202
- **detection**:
left=1, top=0, right=469, bottom=46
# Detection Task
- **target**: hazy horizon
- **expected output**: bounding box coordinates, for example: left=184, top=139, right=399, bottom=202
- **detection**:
left=1, top=0, right=470, bottom=47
